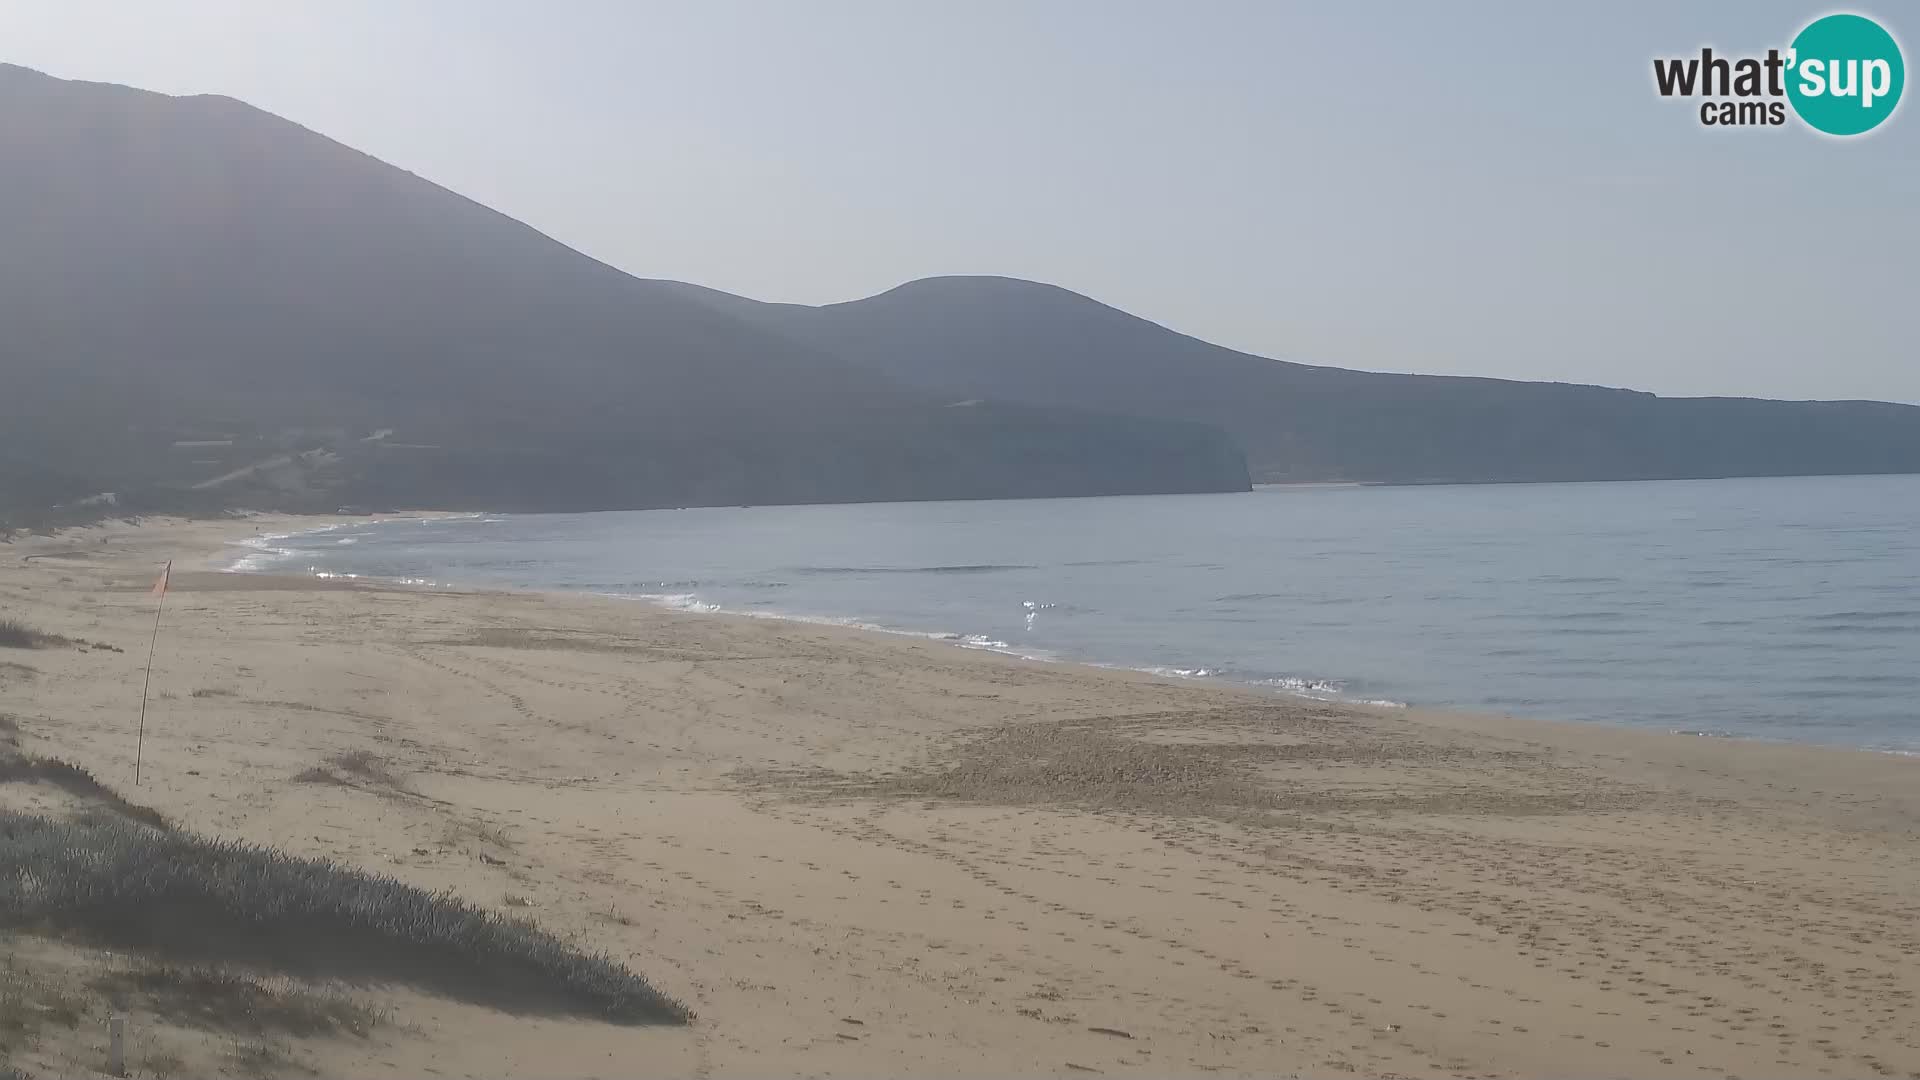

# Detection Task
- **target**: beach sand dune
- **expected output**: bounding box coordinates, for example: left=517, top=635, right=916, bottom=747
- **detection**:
left=2, top=516, right=1915, bottom=1078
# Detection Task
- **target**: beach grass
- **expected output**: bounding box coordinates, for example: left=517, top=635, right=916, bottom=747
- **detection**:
left=87, top=963, right=383, bottom=1038
left=0, top=621, right=49, bottom=651
left=0, top=756, right=169, bottom=830
left=0, top=811, right=688, bottom=1025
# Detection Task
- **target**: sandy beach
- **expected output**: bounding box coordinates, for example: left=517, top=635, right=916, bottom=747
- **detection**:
left=2, top=513, right=1917, bottom=1079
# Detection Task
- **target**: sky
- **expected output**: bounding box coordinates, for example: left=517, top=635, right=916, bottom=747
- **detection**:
left=3, top=1, right=1916, bottom=403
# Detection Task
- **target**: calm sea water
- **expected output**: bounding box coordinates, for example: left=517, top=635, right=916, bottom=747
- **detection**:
left=234, top=475, right=1920, bottom=752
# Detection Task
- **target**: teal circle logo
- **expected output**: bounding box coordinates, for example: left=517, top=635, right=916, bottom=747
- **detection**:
left=1786, top=13, right=1905, bottom=136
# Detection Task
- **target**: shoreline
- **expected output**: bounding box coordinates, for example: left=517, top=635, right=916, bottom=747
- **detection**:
left=222, top=511, right=1920, bottom=761
left=5, top=512, right=1916, bottom=1077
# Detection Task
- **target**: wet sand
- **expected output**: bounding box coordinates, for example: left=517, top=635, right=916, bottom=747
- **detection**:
left=2, top=514, right=1916, bottom=1078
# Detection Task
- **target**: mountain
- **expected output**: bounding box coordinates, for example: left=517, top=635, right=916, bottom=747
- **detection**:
left=0, top=65, right=1248, bottom=521
left=10, top=61, right=1910, bottom=519
left=665, top=276, right=1920, bottom=485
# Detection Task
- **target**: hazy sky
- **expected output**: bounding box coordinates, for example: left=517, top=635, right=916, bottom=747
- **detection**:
left=4, top=1, right=1915, bottom=402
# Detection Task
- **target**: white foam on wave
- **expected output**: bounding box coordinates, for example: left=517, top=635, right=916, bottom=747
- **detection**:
left=1247, top=674, right=1408, bottom=709
left=1141, top=666, right=1219, bottom=679
left=224, top=534, right=295, bottom=573
left=631, top=590, right=1417, bottom=713
left=622, top=593, right=1051, bottom=662
left=1254, top=675, right=1346, bottom=695
left=222, top=519, right=360, bottom=572
left=1111, top=664, right=1407, bottom=708
left=638, top=592, right=722, bottom=614
left=223, top=514, right=470, bottom=575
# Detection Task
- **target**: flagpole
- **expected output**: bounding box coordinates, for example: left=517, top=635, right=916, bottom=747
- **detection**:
left=135, top=560, right=170, bottom=785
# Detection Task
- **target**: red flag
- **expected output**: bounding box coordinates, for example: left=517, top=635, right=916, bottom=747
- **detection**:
left=150, top=561, right=171, bottom=599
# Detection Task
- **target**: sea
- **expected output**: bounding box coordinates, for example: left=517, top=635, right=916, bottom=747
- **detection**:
left=230, top=474, right=1920, bottom=753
